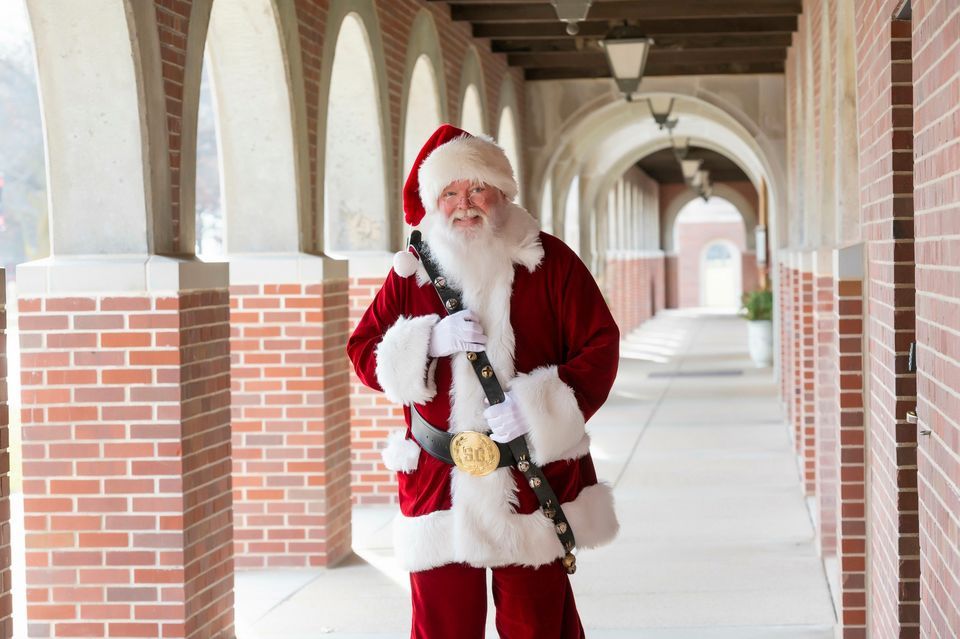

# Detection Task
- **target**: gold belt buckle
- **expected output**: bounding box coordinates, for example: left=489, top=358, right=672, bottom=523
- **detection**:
left=449, top=431, right=501, bottom=476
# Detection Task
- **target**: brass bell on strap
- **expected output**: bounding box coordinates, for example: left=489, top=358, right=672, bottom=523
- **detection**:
left=562, top=552, right=577, bottom=574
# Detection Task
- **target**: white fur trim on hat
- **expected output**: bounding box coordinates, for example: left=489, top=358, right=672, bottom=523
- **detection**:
left=418, top=135, right=518, bottom=217
left=393, top=250, right=419, bottom=278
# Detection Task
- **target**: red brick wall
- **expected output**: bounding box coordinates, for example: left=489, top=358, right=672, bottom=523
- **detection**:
left=799, top=264, right=816, bottom=495
left=0, top=269, right=10, bottom=639
left=814, top=261, right=837, bottom=556
left=230, top=280, right=352, bottom=567
left=604, top=256, right=664, bottom=335
left=18, top=289, right=234, bottom=639
left=153, top=0, right=198, bottom=253
left=855, top=6, right=920, bottom=636
left=912, top=1, right=960, bottom=636
left=835, top=257, right=868, bottom=639
left=348, top=277, right=403, bottom=506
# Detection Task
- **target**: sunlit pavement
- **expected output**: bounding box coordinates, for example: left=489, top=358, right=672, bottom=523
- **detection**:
left=8, top=311, right=837, bottom=638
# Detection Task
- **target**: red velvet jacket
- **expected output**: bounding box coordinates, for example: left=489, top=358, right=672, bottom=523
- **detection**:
left=348, top=220, right=620, bottom=572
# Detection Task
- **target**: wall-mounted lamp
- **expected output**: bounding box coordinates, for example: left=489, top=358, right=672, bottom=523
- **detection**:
left=549, top=0, right=594, bottom=35
left=672, top=138, right=691, bottom=162
left=647, top=97, right=677, bottom=131
left=599, top=25, right=654, bottom=101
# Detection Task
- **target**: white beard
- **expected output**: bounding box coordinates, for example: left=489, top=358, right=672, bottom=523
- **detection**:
left=423, top=208, right=516, bottom=299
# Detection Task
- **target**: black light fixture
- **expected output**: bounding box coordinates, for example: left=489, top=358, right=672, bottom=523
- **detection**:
left=680, top=159, right=702, bottom=183
left=599, top=25, right=654, bottom=101
left=647, top=97, right=677, bottom=131
left=549, top=0, right=594, bottom=35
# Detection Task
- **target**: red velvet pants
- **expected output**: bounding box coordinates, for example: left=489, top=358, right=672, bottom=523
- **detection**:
left=409, top=560, right=585, bottom=639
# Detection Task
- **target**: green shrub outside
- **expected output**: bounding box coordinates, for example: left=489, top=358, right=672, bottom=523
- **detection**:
left=741, top=289, right=773, bottom=321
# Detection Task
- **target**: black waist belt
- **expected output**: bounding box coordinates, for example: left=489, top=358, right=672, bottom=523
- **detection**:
left=410, top=406, right=513, bottom=468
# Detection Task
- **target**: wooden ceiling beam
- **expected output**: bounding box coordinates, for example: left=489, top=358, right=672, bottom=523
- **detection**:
left=524, top=60, right=785, bottom=80
left=472, top=17, right=799, bottom=39
left=491, top=34, right=794, bottom=53
left=452, top=1, right=802, bottom=22
left=508, top=48, right=787, bottom=69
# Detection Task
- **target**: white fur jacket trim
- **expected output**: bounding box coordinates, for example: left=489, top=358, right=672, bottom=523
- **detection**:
left=381, top=429, right=422, bottom=473
left=374, top=314, right=440, bottom=405
left=510, top=365, right=588, bottom=466
left=393, top=482, right=619, bottom=573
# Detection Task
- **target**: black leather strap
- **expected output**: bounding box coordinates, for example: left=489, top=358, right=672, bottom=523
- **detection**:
left=410, top=406, right=513, bottom=469
left=506, top=437, right=577, bottom=554
left=410, top=231, right=505, bottom=405
left=408, top=231, right=578, bottom=570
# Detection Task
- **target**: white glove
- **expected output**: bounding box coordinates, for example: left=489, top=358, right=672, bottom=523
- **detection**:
left=483, top=391, right=531, bottom=444
left=428, top=310, right=487, bottom=358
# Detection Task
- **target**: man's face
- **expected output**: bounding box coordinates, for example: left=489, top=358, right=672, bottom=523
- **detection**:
left=437, top=179, right=504, bottom=234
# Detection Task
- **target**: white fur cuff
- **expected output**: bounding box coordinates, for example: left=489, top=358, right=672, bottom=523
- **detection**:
left=375, top=314, right=440, bottom=405
left=510, top=366, right=587, bottom=466
left=381, top=429, right=421, bottom=473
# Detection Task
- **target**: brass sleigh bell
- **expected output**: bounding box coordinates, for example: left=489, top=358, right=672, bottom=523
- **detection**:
left=562, top=552, right=577, bottom=574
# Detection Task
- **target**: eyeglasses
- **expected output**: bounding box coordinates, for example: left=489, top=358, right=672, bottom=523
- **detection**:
left=440, top=184, right=488, bottom=206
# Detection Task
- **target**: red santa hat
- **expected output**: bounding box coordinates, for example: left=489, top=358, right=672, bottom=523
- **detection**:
left=402, top=124, right=519, bottom=227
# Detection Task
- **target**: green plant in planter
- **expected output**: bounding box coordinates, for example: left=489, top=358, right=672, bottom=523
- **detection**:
left=741, top=289, right=773, bottom=321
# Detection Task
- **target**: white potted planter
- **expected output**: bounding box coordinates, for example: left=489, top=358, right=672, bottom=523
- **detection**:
left=741, top=289, right=774, bottom=368
left=747, top=319, right=773, bottom=367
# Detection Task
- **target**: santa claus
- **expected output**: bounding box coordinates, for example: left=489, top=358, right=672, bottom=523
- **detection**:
left=347, top=124, right=620, bottom=638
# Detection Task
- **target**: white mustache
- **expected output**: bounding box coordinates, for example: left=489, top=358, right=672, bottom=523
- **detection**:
left=450, top=208, right=486, bottom=222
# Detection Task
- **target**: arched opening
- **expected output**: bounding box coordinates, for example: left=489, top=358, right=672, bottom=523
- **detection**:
left=324, top=13, right=388, bottom=252
left=460, top=84, right=485, bottom=136
left=402, top=54, right=442, bottom=180
left=204, top=0, right=300, bottom=254
left=496, top=105, right=520, bottom=204
left=0, top=1, right=45, bottom=632
left=195, top=57, right=223, bottom=256
left=674, top=197, right=746, bottom=310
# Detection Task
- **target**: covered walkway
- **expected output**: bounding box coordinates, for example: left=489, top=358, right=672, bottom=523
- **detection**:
left=231, top=313, right=836, bottom=638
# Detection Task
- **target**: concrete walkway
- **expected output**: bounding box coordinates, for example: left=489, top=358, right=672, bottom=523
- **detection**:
left=234, top=311, right=838, bottom=638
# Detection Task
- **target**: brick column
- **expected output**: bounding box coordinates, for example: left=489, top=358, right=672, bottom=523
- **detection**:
left=912, top=1, right=960, bottom=636
left=346, top=255, right=404, bottom=506
left=813, top=250, right=837, bottom=556
left=779, top=258, right=794, bottom=417
left=0, top=269, right=11, bottom=639
left=855, top=12, right=919, bottom=637
left=789, top=255, right=803, bottom=455
left=228, top=254, right=352, bottom=567
left=799, top=254, right=816, bottom=495
left=834, top=244, right=868, bottom=639
left=16, top=258, right=234, bottom=639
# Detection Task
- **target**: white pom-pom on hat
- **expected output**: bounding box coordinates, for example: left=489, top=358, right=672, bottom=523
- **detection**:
left=393, top=250, right=420, bottom=278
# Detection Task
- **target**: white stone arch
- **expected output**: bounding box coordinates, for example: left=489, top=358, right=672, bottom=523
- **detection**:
left=26, top=0, right=168, bottom=255
left=662, top=183, right=758, bottom=253
left=539, top=175, right=554, bottom=233
left=563, top=175, right=581, bottom=255
left=533, top=83, right=785, bottom=263
left=322, top=12, right=389, bottom=253
left=698, top=238, right=743, bottom=308
left=495, top=76, right=523, bottom=205
left=458, top=46, right=487, bottom=136
left=316, top=0, right=392, bottom=253
left=567, top=96, right=778, bottom=270
left=398, top=10, right=448, bottom=219
left=204, top=0, right=303, bottom=254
